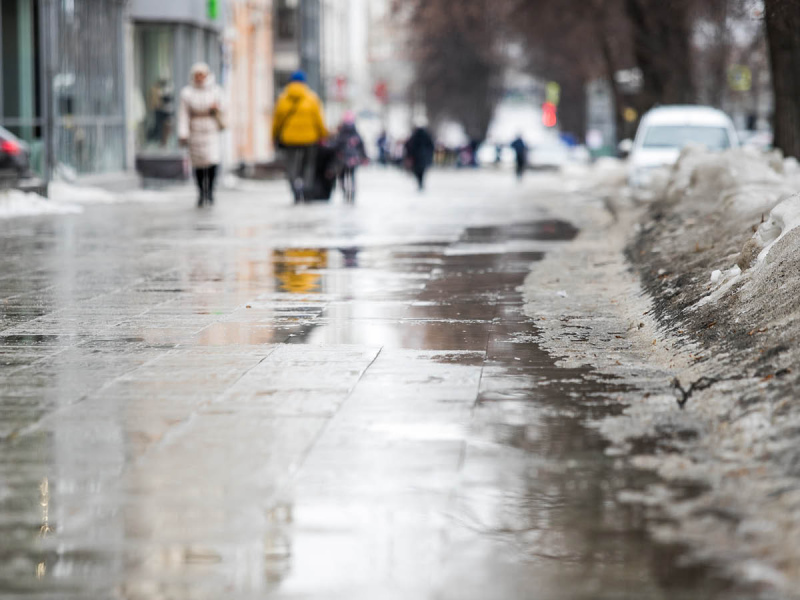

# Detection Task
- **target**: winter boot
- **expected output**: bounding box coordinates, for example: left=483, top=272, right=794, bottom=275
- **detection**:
left=293, top=177, right=304, bottom=204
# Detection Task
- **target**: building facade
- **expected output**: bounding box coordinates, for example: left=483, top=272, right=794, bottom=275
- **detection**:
left=320, top=0, right=369, bottom=126
left=127, top=0, right=226, bottom=178
left=228, top=0, right=275, bottom=165
left=366, top=0, right=415, bottom=141
left=1, top=0, right=393, bottom=180
left=273, top=0, right=321, bottom=98
left=1, top=0, right=128, bottom=179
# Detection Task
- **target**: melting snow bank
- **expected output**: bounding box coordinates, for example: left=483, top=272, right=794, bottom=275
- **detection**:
left=623, top=147, right=800, bottom=596
left=50, top=181, right=186, bottom=204
left=524, top=149, right=800, bottom=598
left=0, top=180, right=185, bottom=219
left=0, top=188, right=83, bottom=218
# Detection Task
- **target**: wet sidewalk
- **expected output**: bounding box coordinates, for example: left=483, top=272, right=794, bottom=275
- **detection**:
left=1, top=170, right=726, bottom=598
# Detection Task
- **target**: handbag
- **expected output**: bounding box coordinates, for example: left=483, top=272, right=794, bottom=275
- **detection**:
left=210, top=106, right=226, bottom=131
left=274, top=97, right=302, bottom=149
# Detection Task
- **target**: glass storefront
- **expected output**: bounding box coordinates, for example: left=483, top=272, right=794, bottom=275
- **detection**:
left=1, top=0, right=222, bottom=178
left=1, top=0, right=44, bottom=173
left=133, top=25, right=176, bottom=154
left=133, top=23, right=222, bottom=159
left=273, top=0, right=321, bottom=99
left=48, top=0, right=127, bottom=175
left=1, top=0, right=127, bottom=177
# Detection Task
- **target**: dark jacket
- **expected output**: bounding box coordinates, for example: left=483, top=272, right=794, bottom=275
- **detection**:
left=335, top=123, right=368, bottom=169
left=511, top=137, right=528, bottom=163
left=404, top=127, right=435, bottom=171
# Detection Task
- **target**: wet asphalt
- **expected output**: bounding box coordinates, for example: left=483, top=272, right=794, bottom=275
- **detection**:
left=0, top=169, right=729, bottom=599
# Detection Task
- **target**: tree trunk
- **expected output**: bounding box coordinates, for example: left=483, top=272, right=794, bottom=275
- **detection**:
left=593, top=10, right=625, bottom=144
left=624, top=0, right=695, bottom=110
left=765, top=0, right=800, bottom=159
left=558, top=76, right=588, bottom=143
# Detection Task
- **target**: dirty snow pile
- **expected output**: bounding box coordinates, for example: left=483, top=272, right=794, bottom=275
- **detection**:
left=563, top=156, right=629, bottom=195
left=633, top=145, right=800, bottom=346
left=523, top=146, right=800, bottom=597
left=626, top=146, right=800, bottom=596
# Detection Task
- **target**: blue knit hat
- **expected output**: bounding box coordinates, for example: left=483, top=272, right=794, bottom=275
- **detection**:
left=290, top=70, right=307, bottom=83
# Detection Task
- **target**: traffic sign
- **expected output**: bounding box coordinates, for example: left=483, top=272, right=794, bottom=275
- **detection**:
left=542, top=102, right=557, bottom=128
left=546, top=82, right=561, bottom=106
left=728, top=65, right=752, bottom=92
left=374, top=81, right=389, bottom=104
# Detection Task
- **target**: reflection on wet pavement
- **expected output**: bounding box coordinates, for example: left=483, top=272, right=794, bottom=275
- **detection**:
left=0, top=171, right=730, bottom=598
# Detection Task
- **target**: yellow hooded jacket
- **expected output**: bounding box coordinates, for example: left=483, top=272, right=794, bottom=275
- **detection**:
left=272, top=82, right=328, bottom=147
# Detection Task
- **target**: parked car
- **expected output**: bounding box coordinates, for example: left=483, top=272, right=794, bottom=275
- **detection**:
left=0, top=126, right=31, bottom=187
left=624, top=105, right=739, bottom=188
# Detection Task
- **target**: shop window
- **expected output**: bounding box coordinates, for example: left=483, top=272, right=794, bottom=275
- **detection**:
left=134, top=25, right=177, bottom=154
left=205, top=30, right=220, bottom=77
left=276, top=0, right=297, bottom=42
left=51, top=0, right=126, bottom=174
left=1, top=0, right=44, bottom=173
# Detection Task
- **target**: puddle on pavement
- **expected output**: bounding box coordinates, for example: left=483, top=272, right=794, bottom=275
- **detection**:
left=263, top=222, right=740, bottom=597
left=0, top=215, right=750, bottom=599
left=272, top=222, right=739, bottom=599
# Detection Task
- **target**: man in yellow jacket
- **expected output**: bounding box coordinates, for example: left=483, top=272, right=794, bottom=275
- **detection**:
left=272, top=71, right=329, bottom=203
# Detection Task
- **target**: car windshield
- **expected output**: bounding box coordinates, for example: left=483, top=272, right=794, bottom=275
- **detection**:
left=642, top=125, right=731, bottom=150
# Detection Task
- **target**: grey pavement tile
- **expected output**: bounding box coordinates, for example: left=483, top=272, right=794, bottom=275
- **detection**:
left=204, top=389, right=352, bottom=417
left=193, top=322, right=308, bottom=346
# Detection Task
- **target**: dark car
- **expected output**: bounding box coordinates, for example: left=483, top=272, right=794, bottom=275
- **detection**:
left=0, top=126, right=31, bottom=187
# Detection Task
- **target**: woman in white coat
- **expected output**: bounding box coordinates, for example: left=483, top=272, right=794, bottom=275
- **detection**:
left=178, top=63, right=226, bottom=207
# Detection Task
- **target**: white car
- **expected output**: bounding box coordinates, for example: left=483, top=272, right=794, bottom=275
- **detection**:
left=626, top=105, right=739, bottom=188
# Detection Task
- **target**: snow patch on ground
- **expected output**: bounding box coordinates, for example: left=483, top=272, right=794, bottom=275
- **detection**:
left=664, top=145, right=791, bottom=213
left=752, top=193, right=800, bottom=264
left=646, top=147, right=800, bottom=309
left=0, top=180, right=185, bottom=220
left=0, top=188, right=82, bottom=219
left=50, top=181, right=182, bottom=204
left=49, top=181, right=117, bottom=204
left=563, top=157, right=628, bottom=194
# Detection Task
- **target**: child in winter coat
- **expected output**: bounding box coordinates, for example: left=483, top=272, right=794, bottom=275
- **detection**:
left=334, top=111, right=368, bottom=204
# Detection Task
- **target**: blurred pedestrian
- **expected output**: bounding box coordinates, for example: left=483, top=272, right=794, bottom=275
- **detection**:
left=178, top=63, right=226, bottom=207
left=404, top=120, right=435, bottom=191
left=148, top=78, right=174, bottom=147
left=511, top=134, right=528, bottom=180
left=273, top=70, right=328, bottom=203
left=334, top=111, right=368, bottom=204
left=377, top=130, right=390, bottom=166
